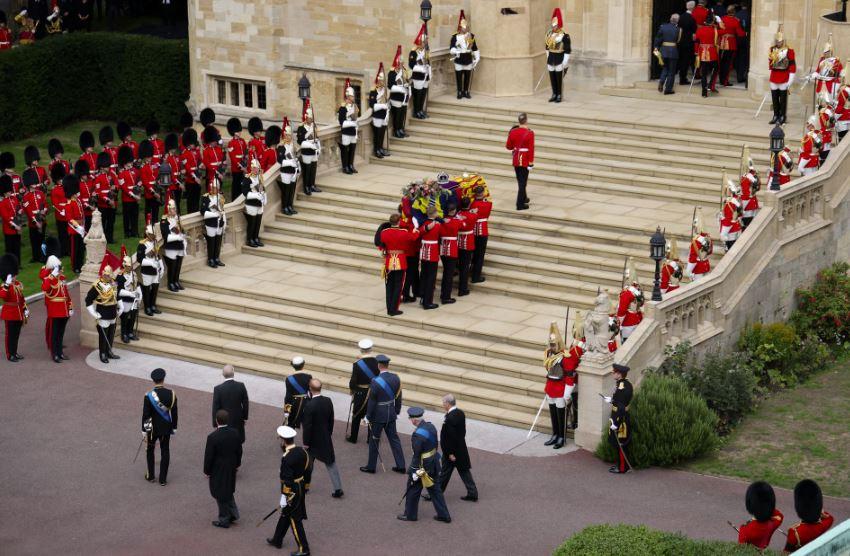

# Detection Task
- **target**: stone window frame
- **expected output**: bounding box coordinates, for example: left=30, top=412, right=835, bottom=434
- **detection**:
left=206, top=72, right=271, bottom=114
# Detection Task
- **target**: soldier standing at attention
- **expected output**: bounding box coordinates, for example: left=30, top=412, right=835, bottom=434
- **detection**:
left=368, top=69, right=390, bottom=160
left=470, top=186, right=492, bottom=284
left=505, top=113, right=534, bottom=210
left=785, top=479, right=834, bottom=552
left=284, top=357, right=312, bottom=429
left=397, top=407, right=452, bottom=523
left=360, top=354, right=405, bottom=474
left=545, top=8, right=570, bottom=102
left=85, top=262, right=121, bottom=364
left=449, top=10, right=479, bottom=99
left=267, top=426, right=312, bottom=555
left=340, top=79, right=362, bottom=172
left=347, top=338, right=379, bottom=444
left=0, top=254, right=26, bottom=362
left=409, top=24, right=431, bottom=119
left=603, top=364, right=633, bottom=474
left=296, top=100, right=321, bottom=196
left=142, top=368, right=178, bottom=486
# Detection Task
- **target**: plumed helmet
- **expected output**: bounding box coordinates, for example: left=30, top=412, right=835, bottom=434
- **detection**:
left=62, top=174, right=80, bottom=198
left=745, top=481, right=776, bottom=522
left=117, top=145, right=135, bottom=167
left=138, top=139, right=154, bottom=160
left=199, top=107, right=216, bottom=127
left=226, top=117, right=243, bottom=135
left=96, top=151, right=112, bottom=170
left=116, top=121, right=132, bottom=140
left=794, top=479, right=823, bottom=524
left=0, top=174, right=11, bottom=195
left=248, top=116, right=264, bottom=136
left=179, top=110, right=194, bottom=129
left=99, top=125, right=115, bottom=145
left=22, top=168, right=39, bottom=188
left=50, top=162, right=66, bottom=183
left=182, top=128, right=198, bottom=148
left=202, top=126, right=220, bottom=144
left=0, top=253, right=19, bottom=278
left=79, top=130, right=95, bottom=151
left=0, top=151, right=14, bottom=171
left=164, top=132, right=179, bottom=153
left=24, top=145, right=40, bottom=166
left=74, top=159, right=90, bottom=177
left=146, top=119, right=160, bottom=136
left=265, top=125, right=281, bottom=148
left=48, top=138, right=64, bottom=159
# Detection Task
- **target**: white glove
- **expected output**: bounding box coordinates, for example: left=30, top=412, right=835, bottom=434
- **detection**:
left=51, top=267, right=60, bottom=277
left=279, top=494, right=288, bottom=508
left=411, top=472, right=420, bottom=482
left=4, top=274, right=11, bottom=285
left=528, top=164, right=533, bottom=171
left=69, top=309, right=74, bottom=317
left=75, top=225, right=86, bottom=237
left=811, top=72, right=818, bottom=80
left=603, top=396, right=612, bottom=404
left=87, top=305, right=100, bottom=319
left=24, top=309, right=30, bottom=319
left=788, top=73, right=796, bottom=87
left=609, top=419, right=618, bottom=431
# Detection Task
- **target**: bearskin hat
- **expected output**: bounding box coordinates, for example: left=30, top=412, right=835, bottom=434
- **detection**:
left=264, top=125, right=281, bottom=148
left=138, top=139, right=154, bottom=160
left=50, top=162, right=66, bottom=183
left=62, top=174, right=80, bottom=198
left=48, top=138, right=64, bottom=159
left=182, top=129, right=198, bottom=148
left=79, top=130, right=95, bottom=151
left=199, top=107, right=216, bottom=127
left=116, top=121, right=132, bottom=140
left=97, top=151, right=112, bottom=170
left=202, top=126, right=220, bottom=144
left=74, top=159, right=90, bottom=177
left=794, top=479, right=823, bottom=524
left=248, top=116, right=264, bottom=136
left=227, top=117, right=243, bottom=135
left=146, top=119, right=160, bottom=136
left=164, top=132, right=178, bottom=153
left=0, top=253, right=19, bottom=278
left=0, top=174, right=11, bottom=195
left=0, top=151, right=14, bottom=171
left=44, top=236, right=61, bottom=260
left=99, top=125, right=115, bottom=145
left=22, top=168, right=39, bottom=188
left=117, top=145, right=135, bottom=167
left=179, top=111, right=194, bottom=129
left=0, top=10, right=7, bottom=26
left=24, top=145, right=40, bottom=166
left=745, top=482, right=776, bottom=522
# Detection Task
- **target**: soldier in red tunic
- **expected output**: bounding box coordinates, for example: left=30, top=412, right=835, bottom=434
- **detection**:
left=247, top=116, right=266, bottom=166
left=694, top=11, right=719, bottom=97
left=768, top=26, right=796, bottom=125
left=100, top=126, right=119, bottom=170
left=75, top=159, right=95, bottom=231
left=785, top=479, right=834, bottom=553
left=505, top=112, right=534, bottom=211
left=162, top=134, right=182, bottom=213
left=22, top=169, right=48, bottom=263
left=692, top=0, right=709, bottom=26
left=0, top=152, right=21, bottom=196
left=118, top=145, right=141, bottom=238
left=0, top=253, right=26, bottom=362
left=542, top=318, right=584, bottom=449
left=660, top=239, right=683, bottom=295
left=147, top=120, right=165, bottom=165
left=456, top=196, right=476, bottom=297
left=63, top=175, right=86, bottom=274
left=24, top=145, right=48, bottom=191
left=798, top=115, right=822, bottom=177
left=202, top=126, right=226, bottom=194
left=117, top=121, right=139, bottom=160
left=718, top=6, right=744, bottom=87
left=719, top=174, right=742, bottom=252
left=470, top=186, right=491, bottom=284
left=0, top=175, right=22, bottom=264
left=739, top=146, right=760, bottom=229
left=48, top=138, right=72, bottom=178
left=768, top=145, right=794, bottom=189
left=0, top=11, right=11, bottom=50
left=439, top=202, right=461, bottom=304
left=687, top=207, right=713, bottom=280
left=180, top=129, right=203, bottom=213
left=41, top=241, right=73, bottom=363
left=139, top=140, right=162, bottom=222
left=418, top=205, right=442, bottom=310
left=379, top=214, right=420, bottom=316
left=737, top=481, right=783, bottom=550
left=93, top=152, right=118, bottom=243
left=77, top=131, right=98, bottom=179
left=399, top=200, right=421, bottom=303
left=836, top=77, right=850, bottom=141
left=227, top=118, right=247, bottom=202
left=617, top=258, right=644, bottom=343
left=817, top=96, right=836, bottom=165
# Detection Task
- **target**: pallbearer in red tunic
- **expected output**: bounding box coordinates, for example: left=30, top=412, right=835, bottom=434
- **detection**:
left=418, top=205, right=442, bottom=310
left=737, top=481, right=783, bottom=550
left=719, top=172, right=742, bottom=252
left=505, top=112, right=534, bottom=210
left=439, top=202, right=461, bottom=304
left=1, top=253, right=26, bottom=362
left=617, top=257, right=644, bottom=343
left=118, top=145, right=141, bottom=238
left=718, top=6, right=744, bottom=87
left=768, top=26, right=796, bottom=125
left=694, top=14, right=719, bottom=96
left=139, top=139, right=162, bottom=222
left=785, top=480, right=834, bottom=553
left=94, top=152, right=118, bottom=243
left=687, top=207, right=713, bottom=280
left=798, top=115, right=822, bottom=177
left=739, top=146, right=760, bottom=228
left=470, top=186, right=491, bottom=284
left=379, top=213, right=420, bottom=316
left=660, top=239, right=683, bottom=294
left=41, top=239, right=72, bottom=363
left=162, top=134, right=182, bottom=213
left=456, top=196, right=476, bottom=297
left=227, top=117, right=247, bottom=202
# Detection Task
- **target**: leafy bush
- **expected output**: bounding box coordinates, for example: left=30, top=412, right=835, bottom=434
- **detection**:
left=596, top=375, right=718, bottom=468
left=737, top=323, right=831, bottom=389
left=553, top=524, right=772, bottom=555
left=0, top=33, right=189, bottom=140
left=791, top=262, right=850, bottom=345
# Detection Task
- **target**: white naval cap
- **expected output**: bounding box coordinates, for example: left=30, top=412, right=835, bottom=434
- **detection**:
left=358, top=338, right=374, bottom=350
left=277, top=426, right=297, bottom=440
left=291, top=356, right=305, bottom=366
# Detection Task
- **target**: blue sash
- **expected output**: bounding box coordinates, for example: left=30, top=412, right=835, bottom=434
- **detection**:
left=374, top=375, right=395, bottom=400
left=356, top=359, right=376, bottom=381
left=414, top=426, right=436, bottom=449
left=146, top=390, right=172, bottom=423
left=287, top=375, right=307, bottom=396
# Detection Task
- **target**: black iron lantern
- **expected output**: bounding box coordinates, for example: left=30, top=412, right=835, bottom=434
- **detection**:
left=650, top=226, right=666, bottom=302
left=769, top=123, right=785, bottom=191
left=420, top=0, right=432, bottom=22
left=157, top=159, right=173, bottom=189
left=298, top=73, right=311, bottom=102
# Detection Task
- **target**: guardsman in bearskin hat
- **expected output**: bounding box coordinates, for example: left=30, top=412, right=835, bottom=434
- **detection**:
left=409, top=24, right=431, bottom=119
left=0, top=10, right=12, bottom=50
left=247, top=116, right=265, bottom=166
left=737, top=481, right=783, bottom=549
left=24, top=145, right=48, bottom=188
left=785, top=479, right=834, bottom=552
left=603, top=363, right=633, bottom=474
left=739, top=146, right=760, bottom=229
left=719, top=171, right=742, bottom=252
left=142, top=367, right=178, bottom=486
left=178, top=111, right=194, bottom=148
left=768, top=26, right=796, bottom=125
left=117, top=121, right=138, bottom=159
left=266, top=424, right=312, bottom=551
left=86, top=256, right=122, bottom=363
left=117, top=144, right=141, bottom=238
left=617, top=257, right=644, bottom=343
left=242, top=158, right=267, bottom=248
left=162, top=133, right=182, bottom=212
left=93, top=152, right=118, bottom=243
left=368, top=68, right=390, bottom=160
left=297, top=99, right=321, bottom=196
left=51, top=163, right=70, bottom=255
left=0, top=152, right=21, bottom=195
left=40, top=238, right=73, bottom=362
left=147, top=120, right=164, bottom=164
left=450, top=10, right=479, bottom=99
left=63, top=174, right=86, bottom=274
left=277, top=117, right=300, bottom=216
left=347, top=338, right=379, bottom=443
left=260, top=124, right=280, bottom=173
left=0, top=174, right=22, bottom=263
left=200, top=177, right=227, bottom=268
left=74, top=159, right=94, bottom=231
left=180, top=128, right=203, bottom=213
left=811, top=36, right=843, bottom=105
left=115, top=248, right=142, bottom=343
left=202, top=123, right=226, bottom=194
left=138, top=139, right=161, bottom=222
left=546, top=8, right=571, bottom=102
left=337, top=78, right=360, bottom=174
left=397, top=406, right=452, bottom=524
left=469, top=186, right=491, bottom=284
left=284, top=357, right=312, bottom=428
left=694, top=9, right=719, bottom=97
left=48, top=138, right=71, bottom=177
left=160, top=194, right=186, bottom=292
left=226, top=118, right=247, bottom=202
left=77, top=131, right=97, bottom=177
left=389, top=45, right=411, bottom=139
left=100, top=125, right=119, bottom=170
left=687, top=207, right=713, bottom=280
left=0, top=253, right=26, bottom=362
left=137, top=216, right=163, bottom=316
left=798, top=115, right=822, bottom=177
left=22, top=169, right=47, bottom=263
left=660, top=239, right=683, bottom=295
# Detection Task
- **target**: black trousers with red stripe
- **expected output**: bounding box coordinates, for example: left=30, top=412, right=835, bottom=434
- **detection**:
left=4, top=233, right=21, bottom=264
left=385, top=270, right=405, bottom=314
left=457, top=249, right=473, bottom=295
left=70, top=233, right=85, bottom=273
left=4, top=319, right=22, bottom=359
left=608, top=427, right=631, bottom=473
left=46, top=316, right=69, bottom=358
left=440, top=256, right=457, bottom=301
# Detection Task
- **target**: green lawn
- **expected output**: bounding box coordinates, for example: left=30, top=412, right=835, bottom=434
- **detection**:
left=687, top=357, right=850, bottom=498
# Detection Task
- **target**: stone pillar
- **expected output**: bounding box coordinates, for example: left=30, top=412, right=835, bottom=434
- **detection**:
left=573, top=350, right=615, bottom=449
left=79, top=209, right=106, bottom=349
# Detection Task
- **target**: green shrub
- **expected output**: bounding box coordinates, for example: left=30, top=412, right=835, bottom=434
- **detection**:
left=737, top=323, right=831, bottom=389
left=553, top=524, right=773, bottom=555
left=790, top=262, right=850, bottom=345
left=0, top=33, right=189, bottom=140
left=596, top=375, right=719, bottom=468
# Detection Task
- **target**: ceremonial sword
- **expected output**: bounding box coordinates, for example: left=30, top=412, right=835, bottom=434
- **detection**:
left=256, top=506, right=280, bottom=527
left=526, top=397, right=547, bottom=438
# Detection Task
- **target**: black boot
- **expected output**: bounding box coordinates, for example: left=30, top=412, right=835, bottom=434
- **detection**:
left=553, top=406, right=566, bottom=449
left=769, top=90, right=780, bottom=124
left=165, top=258, right=177, bottom=292
left=778, top=90, right=788, bottom=125
left=175, top=257, right=184, bottom=290
left=349, top=142, right=359, bottom=173
left=215, top=235, right=225, bottom=267
left=142, top=286, right=153, bottom=316
left=543, top=404, right=558, bottom=446
left=286, top=182, right=298, bottom=215
left=206, top=236, right=216, bottom=268
left=555, top=71, right=564, bottom=102
left=548, top=71, right=557, bottom=101
left=151, top=284, right=161, bottom=314
left=455, top=71, right=463, bottom=99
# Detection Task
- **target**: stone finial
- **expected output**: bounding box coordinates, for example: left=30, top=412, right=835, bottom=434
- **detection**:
left=81, top=208, right=107, bottom=282
left=584, top=289, right=613, bottom=353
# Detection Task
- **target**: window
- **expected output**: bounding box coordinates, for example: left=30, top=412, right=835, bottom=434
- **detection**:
left=217, top=80, right=227, bottom=104
left=337, top=78, right=363, bottom=111
left=211, top=76, right=269, bottom=110
left=243, top=83, right=253, bottom=108
left=230, top=82, right=240, bottom=106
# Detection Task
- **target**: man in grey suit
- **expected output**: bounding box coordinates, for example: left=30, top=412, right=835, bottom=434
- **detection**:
left=302, top=379, right=344, bottom=498
left=655, top=13, right=682, bottom=95
left=212, top=365, right=249, bottom=443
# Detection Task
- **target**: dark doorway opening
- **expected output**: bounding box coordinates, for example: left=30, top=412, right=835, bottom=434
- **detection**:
left=651, top=0, right=681, bottom=79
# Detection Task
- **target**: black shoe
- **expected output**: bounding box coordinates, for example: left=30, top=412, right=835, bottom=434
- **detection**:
left=664, top=91, right=675, bottom=95
left=266, top=538, right=282, bottom=549
left=60, top=353, right=70, bottom=360
left=288, top=207, right=298, bottom=215
left=769, top=114, right=779, bottom=124
left=359, top=466, right=376, bottom=474
left=517, top=205, right=529, bottom=211
left=122, top=335, right=130, bottom=344
left=53, top=356, right=62, bottom=363
left=553, top=437, right=565, bottom=449
left=216, top=260, right=225, bottom=267
left=303, top=187, right=312, bottom=196
left=168, top=283, right=178, bottom=292
left=380, top=149, right=390, bottom=157
left=332, top=489, right=344, bottom=498
left=346, top=435, right=357, bottom=444
left=464, top=92, right=471, bottom=99
left=543, top=434, right=558, bottom=446
left=779, top=116, right=786, bottom=125
left=554, top=95, right=561, bottom=102
left=152, top=307, right=162, bottom=314
left=160, top=480, right=168, bottom=486
left=283, top=206, right=292, bottom=215
left=388, top=310, right=404, bottom=316
left=391, top=467, right=405, bottom=474
left=548, top=94, right=557, bottom=102
left=402, top=296, right=417, bottom=303
left=247, top=240, right=257, bottom=248
left=701, top=90, right=708, bottom=98
left=397, top=514, right=417, bottom=522
left=14, top=353, right=23, bottom=360
left=256, top=239, right=264, bottom=247
left=461, top=495, right=478, bottom=502
left=423, top=303, right=439, bottom=310
left=457, top=91, right=463, bottom=99
left=350, top=166, right=358, bottom=173
left=145, top=307, right=154, bottom=316
left=422, top=493, right=432, bottom=501
left=208, top=260, right=216, bottom=268
left=212, top=520, right=230, bottom=529
left=108, top=353, right=121, bottom=360
left=609, top=466, right=628, bottom=474
left=145, top=475, right=156, bottom=483
left=658, top=81, right=664, bottom=92
left=434, top=516, right=452, bottom=523
left=440, top=298, right=456, bottom=304
left=471, top=278, right=485, bottom=284
left=176, top=282, right=185, bottom=290
left=100, top=354, right=109, bottom=363
left=7, top=355, right=19, bottom=362
left=372, top=152, right=382, bottom=160
left=457, top=290, right=470, bottom=296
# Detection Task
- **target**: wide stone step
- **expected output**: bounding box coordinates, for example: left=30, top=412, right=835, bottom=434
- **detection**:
left=598, top=85, right=759, bottom=110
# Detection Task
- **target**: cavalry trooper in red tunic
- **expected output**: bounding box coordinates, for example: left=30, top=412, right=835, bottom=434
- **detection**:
left=542, top=318, right=584, bottom=449
left=719, top=172, right=742, bottom=252
left=768, top=145, right=794, bottom=189
left=687, top=207, right=713, bottom=280
left=660, top=239, right=683, bottom=295
left=817, top=94, right=837, bottom=165
left=739, top=146, right=760, bottom=229
left=617, top=257, right=644, bottom=343
left=836, top=73, right=850, bottom=141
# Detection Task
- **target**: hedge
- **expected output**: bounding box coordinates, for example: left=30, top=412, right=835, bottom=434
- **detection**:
left=554, top=524, right=774, bottom=555
left=0, top=32, right=189, bottom=141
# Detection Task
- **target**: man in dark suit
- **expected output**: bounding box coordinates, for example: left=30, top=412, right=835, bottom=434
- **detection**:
left=204, top=409, right=243, bottom=528
left=678, top=2, right=697, bottom=85
left=142, top=368, right=178, bottom=485
left=302, top=379, right=344, bottom=498
left=212, top=364, right=249, bottom=443
left=438, top=394, right=478, bottom=501
left=734, top=2, right=751, bottom=85
left=360, top=354, right=406, bottom=474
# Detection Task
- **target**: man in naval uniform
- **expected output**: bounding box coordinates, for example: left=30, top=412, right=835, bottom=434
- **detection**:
left=654, top=13, right=681, bottom=95
left=545, top=8, right=571, bottom=102
left=85, top=262, right=121, bottom=364
left=266, top=425, right=312, bottom=555
left=397, top=407, right=452, bottom=523
left=360, top=354, right=406, bottom=474
left=142, top=367, right=178, bottom=485
left=284, top=356, right=313, bottom=429
left=347, top=338, right=379, bottom=444
left=450, top=10, right=480, bottom=99
left=603, top=363, right=633, bottom=474
left=409, top=23, right=431, bottom=119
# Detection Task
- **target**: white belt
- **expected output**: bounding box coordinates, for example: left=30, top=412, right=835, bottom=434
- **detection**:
left=458, top=231, right=473, bottom=235
left=516, top=148, right=529, bottom=152
left=422, top=240, right=437, bottom=244
left=477, top=218, right=488, bottom=222
left=442, top=237, right=457, bottom=241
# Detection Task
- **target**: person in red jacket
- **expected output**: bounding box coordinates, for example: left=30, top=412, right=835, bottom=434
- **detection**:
left=0, top=11, right=12, bottom=50
left=542, top=319, right=583, bottom=449
left=798, top=115, right=822, bottom=177
left=399, top=203, right=421, bottom=303
left=785, top=479, right=834, bottom=553
left=181, top=129, right=203, bottom=214
left=470, top=186, right=491, bottom=284
left=0, top=253, right=26, bottom=362
left=617, top=258, right=644, bottom=343
left=0, top=175, right=22, bottom=264
left=48, top=138, right=72, bottom=179
left=768, top=27, right=796, bottom=125
left=660, top=239, right=683, bottom=294
left=247, top=116, right=266, bottom=166
left=139, top=140, right=161, bottom=222
left=147, top=120, right=165, bottom=165
left=24, top=145, right=48, bottom=190
left=74, top=159, right=94, bottom=230
left=226, top=117, right=247, bottom=202
left=692, top=0, right=709, bottom=25
left=456, top=197, right=476, bottom=297
left=63, top=174, right=86, bottom=274
left=687, top=207, right=713, bottom=280
left=439, top=203, right=462, bottom=304
left=718, top=6, right=745, bottom=86
left=93, top=152, right=118, bottom=243
left=100, top=126, right=119, bottom=170
left=77, top=131, right=98, bottom=176
left=21, top=169, right=47, bottom=263
left=737, top=481, right=783, bottom=550
left=117, top=121, right=138, bottom=160
left=41, top=241, right=73, bottom=363
left=694, top=12, right=719, bottom=97
left=0, top=152, right=21, bottom=195
left=162, top=133, right=183, bottom=212
left=379, top=213, right=420, bottom=316
left=202, top=126, right=226, bottom=194
left=118, top=145, right=141, bottom=238
left=261, top=125, right=280, bottom=172
left=505, top=112, right=535, bottom=211
left=418, top=205, right=442, bottom=310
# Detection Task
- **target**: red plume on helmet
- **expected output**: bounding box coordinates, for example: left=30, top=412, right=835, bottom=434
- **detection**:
left=282, top=116, right=291, bottom=135
left=165, top=189, right=171, bottom=207
left=374, top=63, right=385, bottom=85
left=302, top=98, right=312, bottom=122
left=120, top=244, right=127, bottom=260
left=343, top=77, right=352, bottom=101
left=551, top=8, right=563, bottom=29
left=392, top=45, right=402, bottom=69
left=457, top=10, right=467, bottom=32
left=99, top=249, right=121, bottom=276
left=145, top=213, right=152, bottom=228
left=414, top=23, right=426, bottom=46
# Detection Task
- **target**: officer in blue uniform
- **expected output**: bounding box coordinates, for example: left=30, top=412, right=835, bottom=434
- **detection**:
left=654, top=13, right=682, bottom=95
left=360, top=354, right=406, bottom=474
left=397, top=407, right=452, bottom=523
left=284, top=357, right=312, bottom=428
